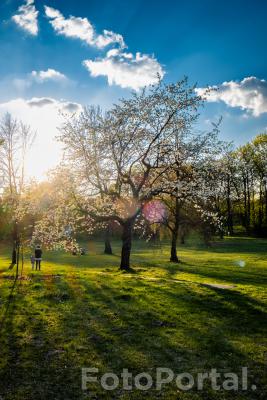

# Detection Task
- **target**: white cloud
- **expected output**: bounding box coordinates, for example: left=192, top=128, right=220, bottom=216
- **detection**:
left=25, top=96, right=82, bottom=112
left=12, top=0, right=38, bottom=36
left=44, top=5, right=125, bottom=49
left=12, top=69, right=70, bottom=92
left=94, top=30, right=125, bottom=49
left=196, top=77, right=267, bottom=117
left=43, top=5, right=61, bottom=19
left=43, top=5, right=164, bottom=90
left=0, top=97, right=82, bottom=179
left=83, top=50, right=164, bottom=90
left=31, top=68, right=68, bottom=83
left=0, top=96, right=82, bottom=114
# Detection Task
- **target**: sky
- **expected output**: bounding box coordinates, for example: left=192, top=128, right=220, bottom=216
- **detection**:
left=0, top=0, right=267, bottom=179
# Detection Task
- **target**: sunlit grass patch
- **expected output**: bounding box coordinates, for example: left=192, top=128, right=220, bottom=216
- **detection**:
left=0, top=237, right=266, bottom=399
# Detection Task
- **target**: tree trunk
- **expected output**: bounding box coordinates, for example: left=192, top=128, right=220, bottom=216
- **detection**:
left=252, top=183, right=256, bottom=229
left=120, top=219, right=133, bottom=271
left=246, top=174, right=251, bottom=234
left=180, top=231, right=185, bottom=245
left=226, top=175, right=234, bottom=235
left=11, top=221, right=18, bottom=264
left=104, top=223, right=113, bottom=255
left=16, top=240, right=20, bottom=279
left=203, top=230, right=212, bottom=246
left=12, top=247, right=17, bottom=265
left=258, top=182, right=263, bottom=233
left=243, top=176, right=250, bottom=234
left=170, top=228, right=179, bottom=262
left=170, top=197, right=180, bottom=262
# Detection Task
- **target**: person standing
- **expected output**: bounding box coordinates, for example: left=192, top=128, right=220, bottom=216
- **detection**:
left=35, top=245, right=42, bottom=271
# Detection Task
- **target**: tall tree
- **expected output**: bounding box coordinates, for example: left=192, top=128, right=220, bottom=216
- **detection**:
left=0, top=113, right=35, bottom=263
left=160, top=125, right=224, bottom=262
left=59, top=79, right=202, bottom=270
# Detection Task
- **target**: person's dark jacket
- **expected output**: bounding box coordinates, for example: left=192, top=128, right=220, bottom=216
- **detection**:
left=35, top=249, right=42, bottom=258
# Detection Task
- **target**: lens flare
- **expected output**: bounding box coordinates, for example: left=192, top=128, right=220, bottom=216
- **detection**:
left=143, top=200, right=166, bottom=223
left=235, top=260, right=246, bottom=267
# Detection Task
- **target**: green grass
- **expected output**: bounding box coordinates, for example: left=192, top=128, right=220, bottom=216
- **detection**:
left=0, top=237, right=266, bottom=399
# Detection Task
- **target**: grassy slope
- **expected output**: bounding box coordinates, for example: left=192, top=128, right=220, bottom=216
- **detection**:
left=0, top=237, right=266, bottom=399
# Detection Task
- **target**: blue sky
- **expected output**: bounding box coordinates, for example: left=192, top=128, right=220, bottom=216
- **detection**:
left=0, top=0, right=267, bottom=178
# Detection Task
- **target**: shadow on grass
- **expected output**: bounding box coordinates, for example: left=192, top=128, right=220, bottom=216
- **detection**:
left=0, top=252, right=266, bottom=399
left=0, top=276, right=18, bottom=333
left=165, top=262, right=267, bottom=286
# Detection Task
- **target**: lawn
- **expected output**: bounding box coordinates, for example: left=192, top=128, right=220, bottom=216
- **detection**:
left=0, top=237, right=266, bottom=399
